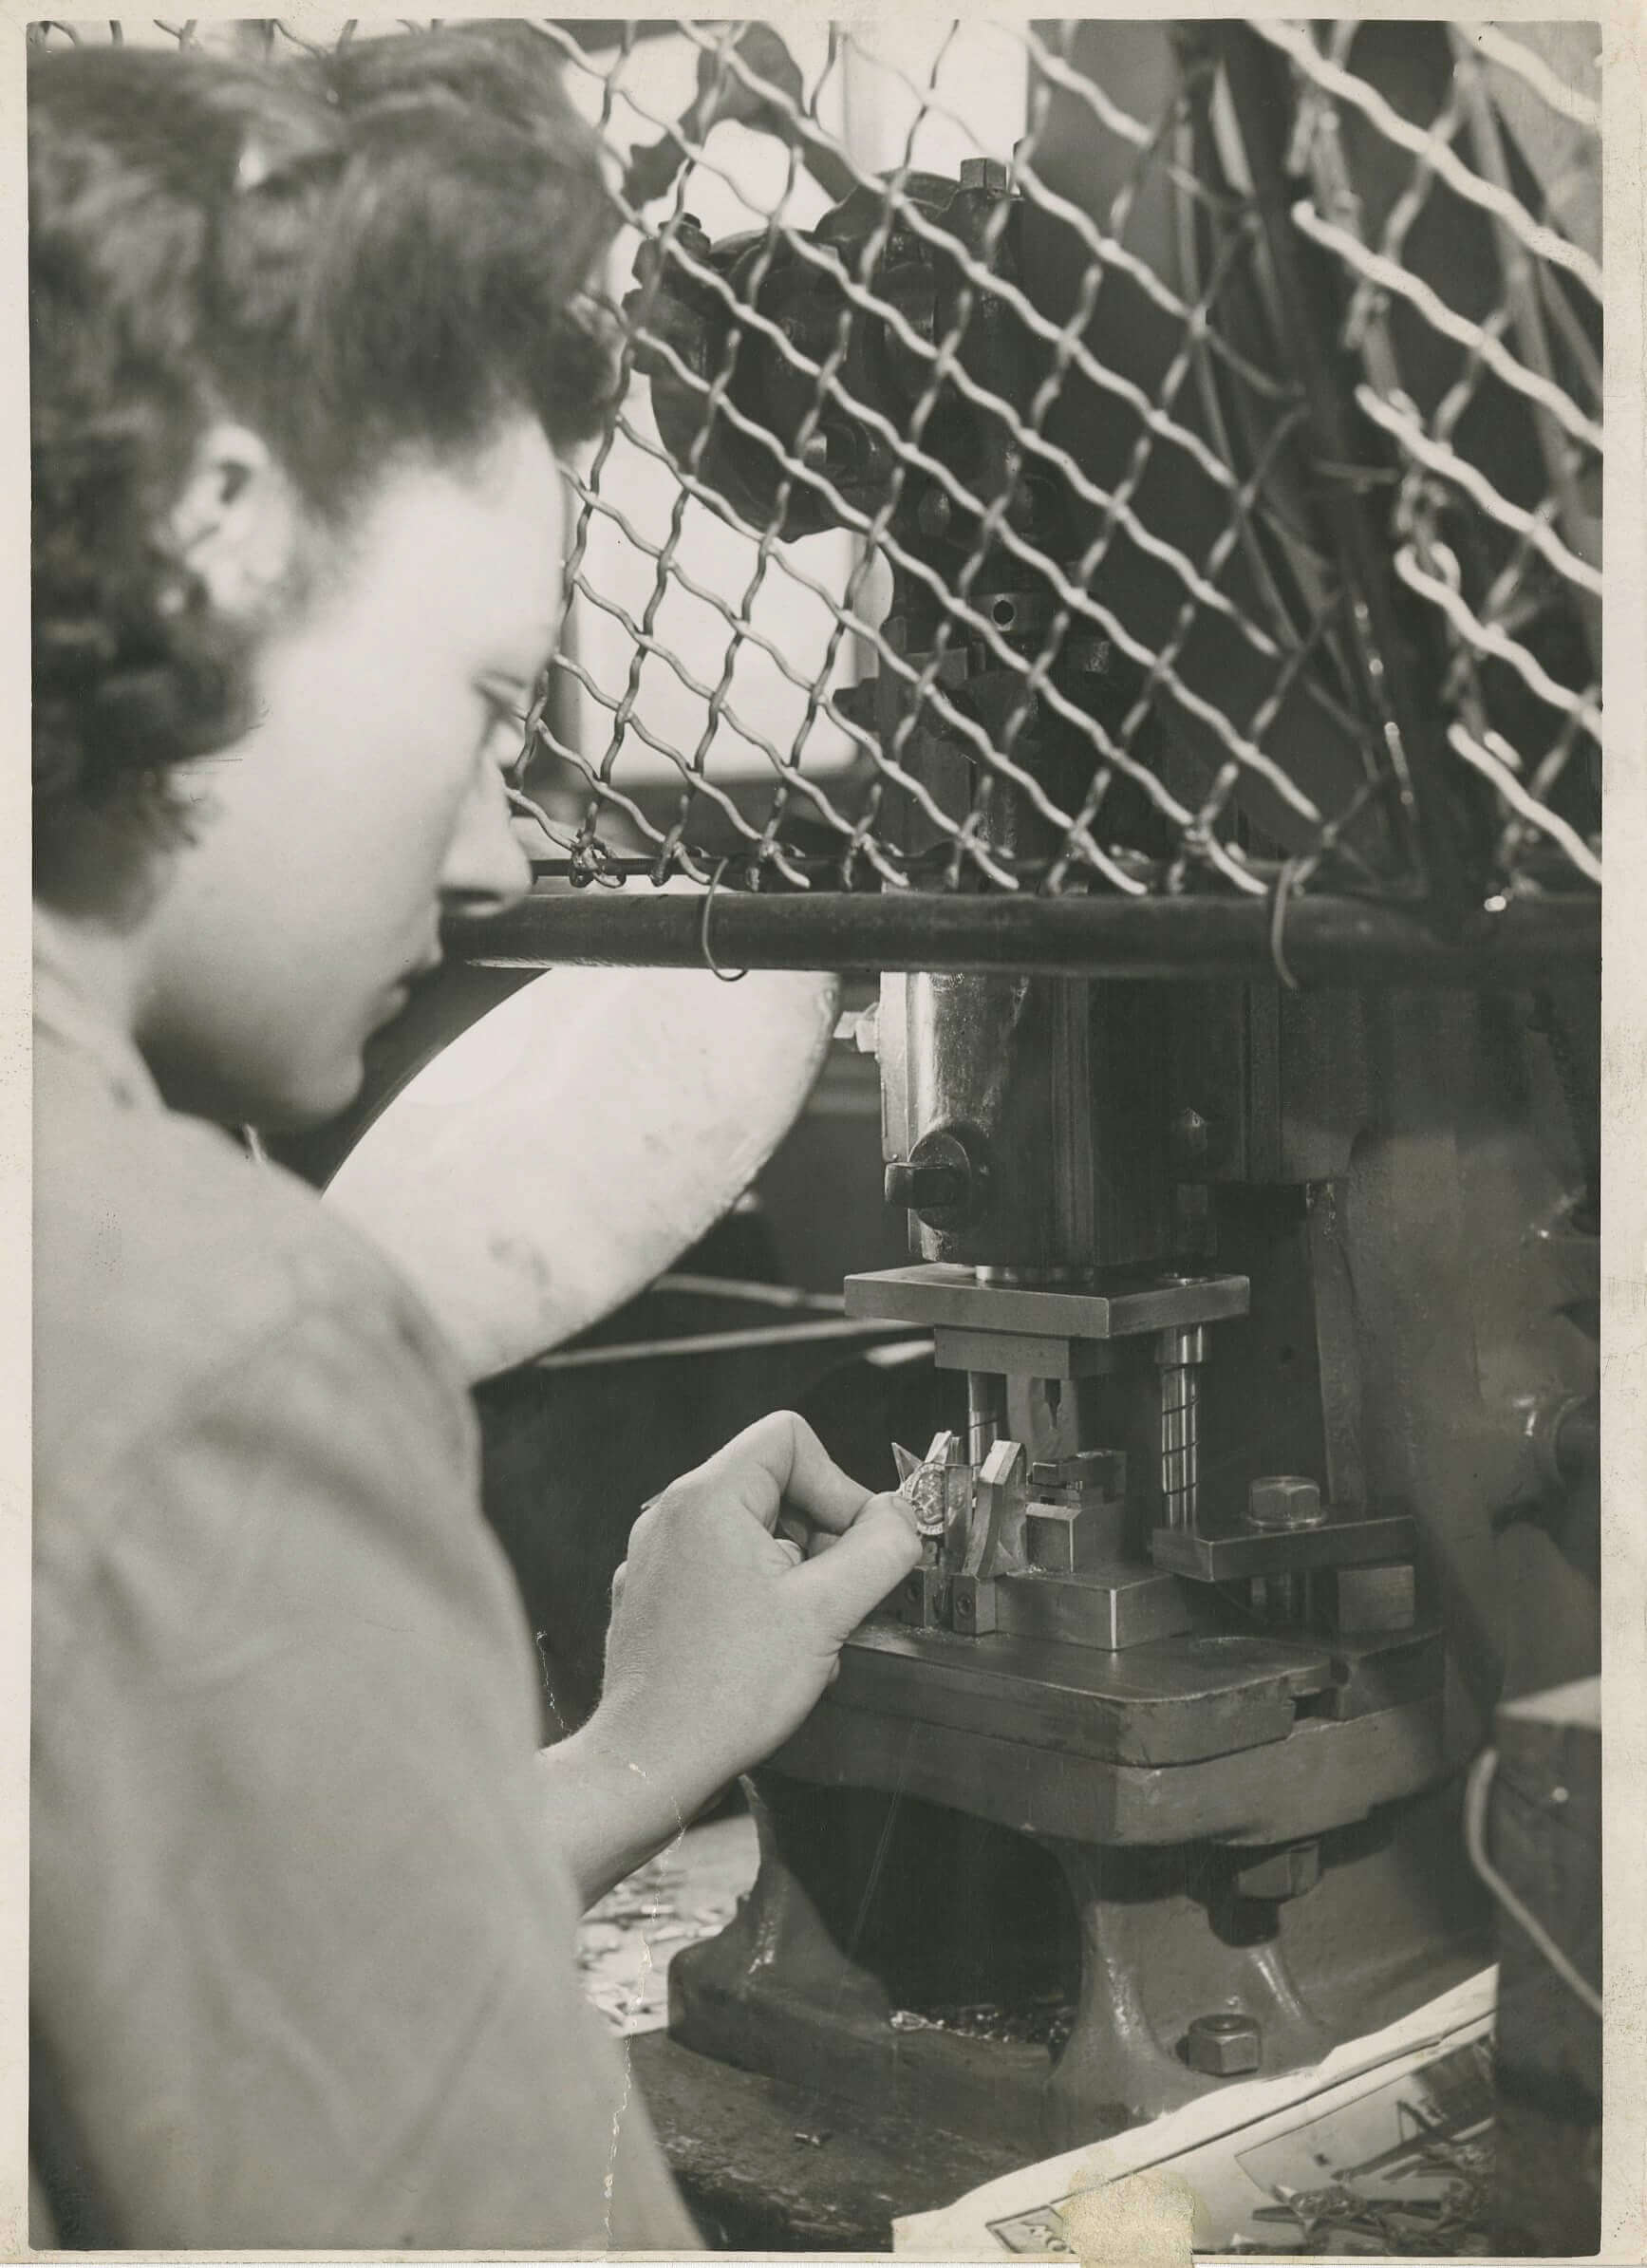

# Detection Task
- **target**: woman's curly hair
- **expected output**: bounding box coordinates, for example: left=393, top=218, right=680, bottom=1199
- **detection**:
left=30, top=24, right=619, bottom=894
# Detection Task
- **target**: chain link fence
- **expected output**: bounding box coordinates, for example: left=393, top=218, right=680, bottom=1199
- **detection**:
left=34, top=18, right=1603, bottom=974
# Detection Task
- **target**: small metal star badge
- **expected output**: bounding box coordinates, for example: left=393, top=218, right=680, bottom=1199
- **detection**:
left=892, top=1430, right=958, bottom=1539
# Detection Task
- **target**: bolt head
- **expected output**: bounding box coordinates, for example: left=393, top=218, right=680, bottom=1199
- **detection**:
left=958, top=157, right=1011, bottom=197
left=1184, top=2012, right=1262, bottom=2076
left=1245, top=1474, right=1325, bottom=1530
left=1171, top=1108, right=1212, bottom=1171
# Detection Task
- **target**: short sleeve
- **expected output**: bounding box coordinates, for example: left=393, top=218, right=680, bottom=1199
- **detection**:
left=30, top=1288, right=696, bottom=2249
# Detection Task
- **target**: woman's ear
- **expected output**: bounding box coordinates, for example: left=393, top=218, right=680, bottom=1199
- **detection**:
left=167, top=422, right=304, bottom=623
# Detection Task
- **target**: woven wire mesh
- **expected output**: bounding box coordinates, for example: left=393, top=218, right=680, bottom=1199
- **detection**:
left=38, top=18, right=1603, bottom=923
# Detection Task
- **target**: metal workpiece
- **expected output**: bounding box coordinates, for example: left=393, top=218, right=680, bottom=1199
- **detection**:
left=891, top=1432, right=963, bottom=1540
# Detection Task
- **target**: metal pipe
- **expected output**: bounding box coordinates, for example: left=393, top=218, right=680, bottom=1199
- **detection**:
left=525, top=1317, right=921, bottom=1373
left=451, top=887, right=1597, bottom=983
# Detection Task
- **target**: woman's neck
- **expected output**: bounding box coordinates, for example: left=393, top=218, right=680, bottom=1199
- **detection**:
left=33, top=901, right=149, bottom=1043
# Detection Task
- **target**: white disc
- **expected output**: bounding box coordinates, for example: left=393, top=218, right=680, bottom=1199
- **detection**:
left=326, top=962, right=841, bottom=1382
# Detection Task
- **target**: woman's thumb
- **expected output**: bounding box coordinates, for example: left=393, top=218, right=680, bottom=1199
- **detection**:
left=788, top=1493, right=921, bottom=1641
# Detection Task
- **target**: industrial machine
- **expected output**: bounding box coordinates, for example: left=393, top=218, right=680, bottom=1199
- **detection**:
left=501, top=19, right=1600, bottom=2216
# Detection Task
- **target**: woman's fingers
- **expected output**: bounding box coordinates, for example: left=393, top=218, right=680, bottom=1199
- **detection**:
left=669, top=1411, right=872, bottom=1536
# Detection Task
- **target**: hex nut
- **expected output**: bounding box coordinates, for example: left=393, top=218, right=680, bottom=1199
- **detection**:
left=1245, top=1473, right=1325, bottom=1530
left=958, top=157, right=1012, bottom=197
left=1184, top=2012, right=1262, bottom=2076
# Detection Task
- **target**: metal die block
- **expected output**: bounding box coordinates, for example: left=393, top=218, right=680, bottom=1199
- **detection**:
left=890, top=1565, right=949, bottom=1630
left=949, top=1573, right=997, bottom=1635
left=1319, top=1561, right=1417, bottom=1634
left=1037, top=1449, right=1128, bottom=1504
left=994, top=1563, right=1203, bottom=1649
left=1024, top=1500, right=1108, bottom=1573
left=1151, top=1509, right=1418, bottom=1583
left=931, top=1325, right=1114, bottom=1379
left=845, top=1265, right=1250, bottom=1340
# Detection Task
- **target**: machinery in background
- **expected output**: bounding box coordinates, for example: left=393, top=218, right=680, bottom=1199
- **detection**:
left=617, top=19, right=1600, bottom=2180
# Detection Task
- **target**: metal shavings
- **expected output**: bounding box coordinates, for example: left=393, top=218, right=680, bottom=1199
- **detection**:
left=1250, top=2122, right=1495, bottom=2255
left=889, top=1996, right=1076, bottom=2052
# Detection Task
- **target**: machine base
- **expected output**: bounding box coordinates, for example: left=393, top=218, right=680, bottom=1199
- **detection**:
left=668, top=1771, right=1489, bottom=2161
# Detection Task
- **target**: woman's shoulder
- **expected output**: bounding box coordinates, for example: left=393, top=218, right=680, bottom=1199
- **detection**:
left=35, top=1036, right=475, bottom=1526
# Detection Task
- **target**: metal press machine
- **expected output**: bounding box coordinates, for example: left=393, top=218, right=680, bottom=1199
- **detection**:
left=599, top=21, right=1602, bottom=2165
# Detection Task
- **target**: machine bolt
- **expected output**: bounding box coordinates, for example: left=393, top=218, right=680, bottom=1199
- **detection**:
left=1170, top=1108, right=1214, bottom=1172
left=958, top=157, right=1013, bottom=197
left=1245, top=1474, right=1326, bottom=1530
left=885, top=1159, right=968, bottom=1211
left=1184, top=2012, right=1262, bottom=2076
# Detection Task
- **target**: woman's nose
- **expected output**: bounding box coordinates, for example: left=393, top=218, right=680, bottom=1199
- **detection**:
left=439, top=758, right=533, bottom=920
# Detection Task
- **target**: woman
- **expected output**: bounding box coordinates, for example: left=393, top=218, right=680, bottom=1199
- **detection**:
left=29, top=26, right=918, bottom=2247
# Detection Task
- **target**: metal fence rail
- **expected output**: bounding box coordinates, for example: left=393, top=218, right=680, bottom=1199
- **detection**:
left=37, top=19, right=1603, bottom=975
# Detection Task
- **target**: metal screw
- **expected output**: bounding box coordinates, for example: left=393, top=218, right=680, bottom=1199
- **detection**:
left=1245, top=1474, right=1325, bottom=1530
left=1184, top=2012, right=1261, bottom=2076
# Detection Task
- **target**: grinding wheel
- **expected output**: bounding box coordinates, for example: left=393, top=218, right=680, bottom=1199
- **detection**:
left=324, top=960, right=840, bottom=1383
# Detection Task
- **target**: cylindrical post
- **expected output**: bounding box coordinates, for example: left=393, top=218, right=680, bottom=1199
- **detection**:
left=967, top=1371, right=1007, bottom=1461
left=1157, top=1324, right=1207, bottom=1530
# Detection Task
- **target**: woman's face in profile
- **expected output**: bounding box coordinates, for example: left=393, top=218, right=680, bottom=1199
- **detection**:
left=136, top=415, right=563, bottom=1132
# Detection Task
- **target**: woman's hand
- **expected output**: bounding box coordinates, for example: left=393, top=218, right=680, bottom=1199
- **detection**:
left=595, top=1411, right=920, bottom=1813
left=538, top=1413, right=919, bottom=1903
